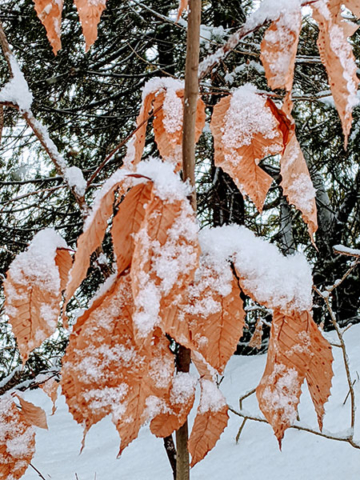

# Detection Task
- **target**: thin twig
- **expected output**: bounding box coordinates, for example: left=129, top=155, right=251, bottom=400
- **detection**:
left=30, top=464, right=46, bottom=480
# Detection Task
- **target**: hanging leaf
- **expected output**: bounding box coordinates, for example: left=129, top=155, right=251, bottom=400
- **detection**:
left=256, top=309, right=333, bottom=444
left=111, top=182, right=153, bottom=275
left=210, top=85, right=283, bottom=212
left=153, top=91, right=206, bottom=171
left=188, top=379, right=229, bottom=467
left=33, top=0, right=63, bottom=55
left=4, top=229, right=68, bottom=362
left=55, top=248, right=73, bottom=292
left=176, top=0, right=188, bottom=21
left=248, top=318, right=263, bottom=350
left=0, top=394, right=46, bottom=480
left=131, top=189, right=199, bottom=344
left=312, top=2, right=359, bottom=148
left=190, top=269, right=245, bottom=373
left=40, top=378, right=59, bottom=415
left=260, top=5, right=302, bottom=91
left=74, top=0, right=107, bottom=51
left=64, top=175, right=134, bottom=311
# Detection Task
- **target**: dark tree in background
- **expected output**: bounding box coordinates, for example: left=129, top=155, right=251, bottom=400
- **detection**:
left=0, top=0, right=360, bottom=380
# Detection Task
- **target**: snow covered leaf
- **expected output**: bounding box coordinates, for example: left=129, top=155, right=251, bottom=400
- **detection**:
left=176, top=0, right=188, bottom=21
left=40, top=378, right=59, bottom=415
left=256, top=309, right=333, bottom=444
left=280, top=133, right=317, bottom=243
left=111, top=182, right=153, bottom=275
left=0, top=394, right=36, bottom=480
left=267, top=98, right=318, bottom=243
left=74, top=0, right=107, bottom=51
left=312, top=2, right=359, bottom=148
left=150, top=372, right=197, bottom=438
left=55, top=248, right=73, bottom=292
left=4, top=229, right=68, bottom=362
left=210, top=85, right=283, bottom=212
left=33, top=0, right=63, bottom=55
left=64, top=175, right=133, bottom=311
left=61, top=273, right=144, bottom=438
left=15, top=395, right=48, bottom=430
left=248, top=318, right=263, bottom=350
left=260, top=4, right=302, bottom=91
left=190, top=269, right=245, bottom=373
left=188, top=379, right=229, bottom=467
left=153, top=91, right=206, bottom=171
left=191, top=352, right=217, bottom=381
left=131, top=187, right=199, bottom=344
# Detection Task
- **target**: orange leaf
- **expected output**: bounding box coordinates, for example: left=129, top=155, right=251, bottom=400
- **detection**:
left=150, top=372, right=196, bottom=438
left=176, top=0, right=188, bottom=22
left=0, top=394, right=36, bottom=480
left=4, top=229, right=67, bottom=362
left=74, top=0, right=107, bottom=51
left=33, top=0, right=63, bottom=55
left=210, top=86, right=283, bottom=212
left=260, top=6, right=302, bottom=91
left=248, top=318, right=263, bottom=350
left=153, top=91, right=205, bottom=171
left=40, top=378, right=59, bottom=415
left=312, top=3, right=359, bottom=148
left=55, top=248, right=73, bottom=292
left=112, top=182, right=153, bottom=275
left=64, top=175, right=133, bottom=312
left=131, top=190, right=199, bottom=344
left=190, top=269, right=245, bottom=373
left=188, top=379, right=229, bottom=467
left=15, top=395, right=48, bottom=430
left=256, top=309, right=333, bottom=444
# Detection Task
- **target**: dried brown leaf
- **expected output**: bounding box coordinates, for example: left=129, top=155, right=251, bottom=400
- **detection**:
left=248, top=318, right=263, bottom=350
left=188, top=379, right=229, bottom=467
left=40, top=378, right=59, bottom=415
left=312, top=3, right=359, bottom=148
left=15, top=395, right=48, bottom=430
left=0, top=395, right=36, bottom=480
left=112, top=182, right=153, bottom=275
left=210, top=91, right=283, bottom=212
left=256, top=309, right=333, bottom=444
left=74, top=0, right=106, bottom=51
left=260, top=7, right=302, bottom=91
left=33, top=0, right=63, bottom=54
left=176, top=0, right=188, bottom=21
left=55, top=248, right=73, bottom=292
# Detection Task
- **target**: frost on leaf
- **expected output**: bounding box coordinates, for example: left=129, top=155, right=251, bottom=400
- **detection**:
left=153, top=90, right=205, bottom=171
left=150, top=372, right=197, bottom=438
left=112, top=182, right=153, bottom=275
left=210, top=85, right=283, bottom=212
left=0, top=394, right=46, bottom=480
left=40, top=378, right=59, bottom=415
left=312, top=1, right=359, bottom=148
left=131, top=186, right=199, bottom=345
left=33, top=0, right=64, bottom=54
left=188, top=379, right=229, bottom=467
left=189, top=261, right=245, bottom=374
left=260, top=4, right=302, bottom=91
left=74, top=0, right=107, bottom=51
left=257, top=309, right=333, bottom=444
left=4, top=229, right=68, bottom=362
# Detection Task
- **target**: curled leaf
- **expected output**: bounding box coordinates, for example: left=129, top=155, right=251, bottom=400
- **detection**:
left=33, top=0, right=63, bottom=54
left=74, top=0, right=107, bottom=51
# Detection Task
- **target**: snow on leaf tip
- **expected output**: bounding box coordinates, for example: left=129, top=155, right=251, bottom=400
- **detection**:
left=33, top=0, right=64, bottom=55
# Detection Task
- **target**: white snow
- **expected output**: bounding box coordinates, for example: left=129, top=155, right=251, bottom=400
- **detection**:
left=64, top=166, right=87, bottom=197
left=0, top=55, right=33, bottom=112
left=20, top=323, right=360, bottom=480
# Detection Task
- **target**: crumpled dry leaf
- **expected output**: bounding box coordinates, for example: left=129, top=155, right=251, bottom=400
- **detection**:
left=33, top=0, right=63, bottom=54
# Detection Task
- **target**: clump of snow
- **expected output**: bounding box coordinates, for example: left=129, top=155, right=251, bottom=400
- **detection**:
left=162, top=87, right=183, bottom=134
left=246, top=0, right=302, bottom=29
left=170, top=372, right=197, bottom=405
left=199, top=225, right=313, bottom=313
left=0, top=55, right=33, bottom=112
left=222, top=84, right=280, bottom=162
left=141, top=77, right=183, bottom=102
left=199, top=379, right=227, bottom=413
left=64, top=166, right=87, bottom=197
left=287, top=174, right=316, bottom=215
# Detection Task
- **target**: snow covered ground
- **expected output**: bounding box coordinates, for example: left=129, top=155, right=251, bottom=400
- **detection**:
left=23, top=324, right=360, bottom=480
